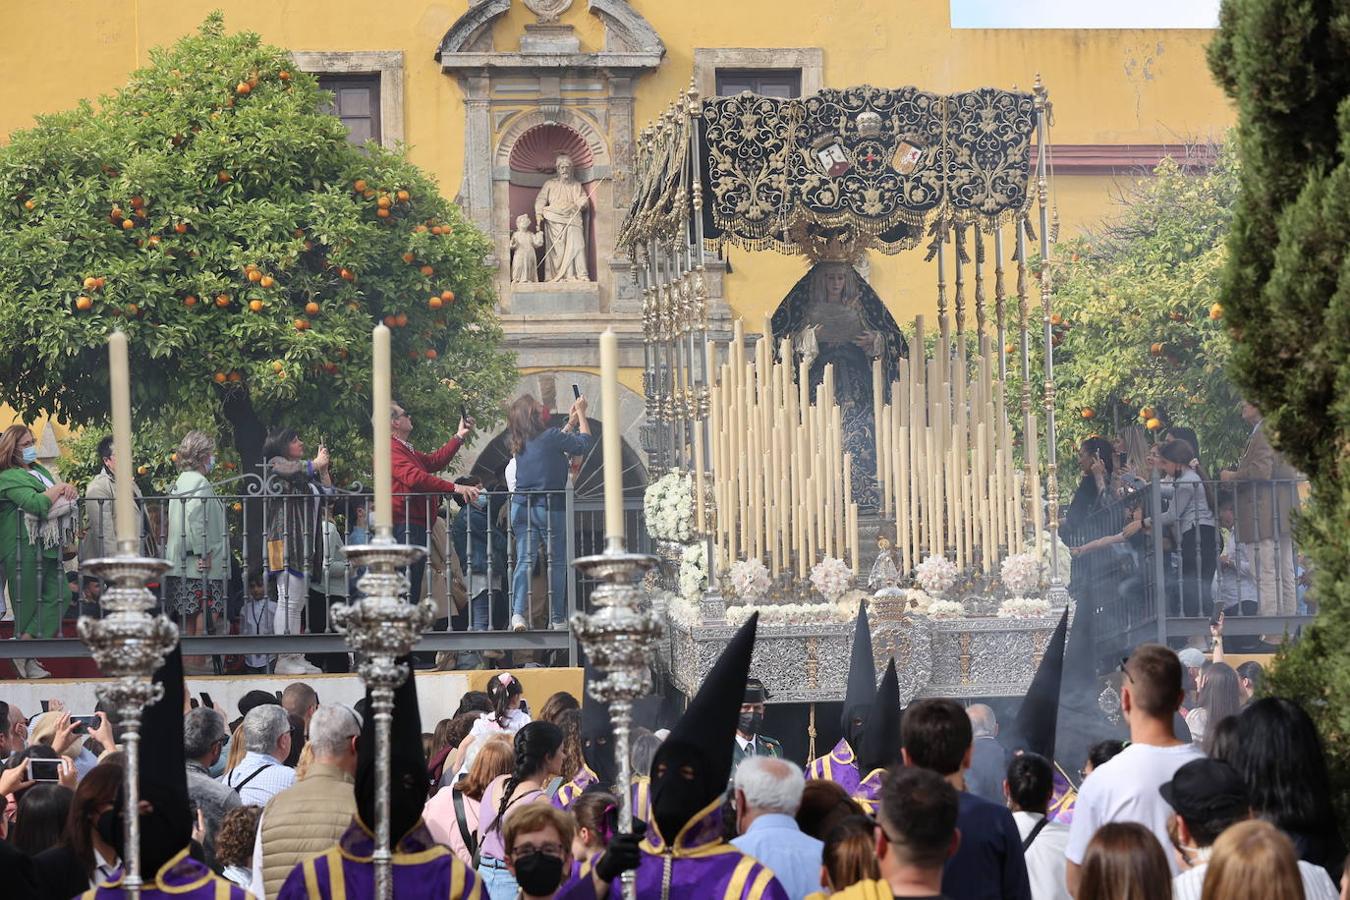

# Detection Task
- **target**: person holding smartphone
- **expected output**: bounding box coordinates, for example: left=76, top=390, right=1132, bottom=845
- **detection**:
left=505, top=392, right=592, bottom=631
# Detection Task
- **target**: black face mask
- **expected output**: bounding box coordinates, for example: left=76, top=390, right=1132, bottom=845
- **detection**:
left=737, top=711, right=762, bottom=736
left=514, top=851, right=566, bottom=896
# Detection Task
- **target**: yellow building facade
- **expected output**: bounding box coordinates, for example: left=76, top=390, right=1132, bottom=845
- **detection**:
left=0, top=0, right=1232, bottom=471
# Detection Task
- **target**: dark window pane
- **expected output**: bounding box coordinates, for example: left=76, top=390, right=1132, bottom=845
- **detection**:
left=714, top=68, right=802, bottom=98
left=317, top=74, right=381, bottom=146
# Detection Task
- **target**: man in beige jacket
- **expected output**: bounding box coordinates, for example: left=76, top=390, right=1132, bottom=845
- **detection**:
left=249, top=702, right=361, bottom=899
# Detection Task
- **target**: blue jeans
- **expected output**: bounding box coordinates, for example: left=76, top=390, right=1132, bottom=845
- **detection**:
left=479, top=857, right=518, bottom=900
left=510, top=497, right=568, bottom=625
left=394, top=523, right=428, bottom=602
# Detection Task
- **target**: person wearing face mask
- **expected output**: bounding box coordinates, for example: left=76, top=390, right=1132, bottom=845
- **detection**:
left=451, top=474, right=507, bottom=642
left=561, top=614, right=790, bottom=900
left=732, top=679, right=782, bottom=768
left=276, top=655, right=483, bottom=900
left=80, top=434, right=153, bottom=564
left=807, top=603, right=874, bottom=797
left=164, top=430, right=230, bottom=675
left=0, top=424, right=79, bottom=679
left=504, top=804, right=577, bottom=900
left=86, top=646, right=253, bottom=899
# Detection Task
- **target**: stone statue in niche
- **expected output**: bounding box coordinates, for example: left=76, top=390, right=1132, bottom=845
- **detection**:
left=510, top=214, right=544, bottom=283
left=535, top=153, right=591, bottom=282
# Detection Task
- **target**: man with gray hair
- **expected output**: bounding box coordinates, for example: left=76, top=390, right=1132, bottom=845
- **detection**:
left=730, top=756, right=823, bottom=900
left=249, top=703, right=361, bottom=900
left=224, top=704, right=295, bottom=807
left=184, top=706, right=241, bottom=866
left=966, top=702, right=1008, bottom=805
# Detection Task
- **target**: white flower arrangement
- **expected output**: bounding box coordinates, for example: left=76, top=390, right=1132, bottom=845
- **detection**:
left=667, top=592, right=702, bottom=625
left=914, top=555, right=959, bottom=596
left=904, top=588, right=934, bottom=614
left=809, top=557, right=853, bottom=602
left=997, top=597, right=1052, bottom=618
left=726, top=602, right=844, bottom=627
left=678, top=541, right=708, bottom=602
left=728, top=558, right=772, bottom=600
left=925, top=599, right=966, bottom=620
left=644, top=471, right=695, bottom=543
left=1000, top=551, right=1041, bottom=597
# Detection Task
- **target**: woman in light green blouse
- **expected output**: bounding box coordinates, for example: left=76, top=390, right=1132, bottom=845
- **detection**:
left=164, top=430, right=230, bottom=672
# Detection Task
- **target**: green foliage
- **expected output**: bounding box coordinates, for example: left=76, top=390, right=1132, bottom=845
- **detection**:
left=1007, top=147, right=1247, bottom=486
left=0, top=14, right=515, bottom=467
left=1210, top=0, right=1350, bottom=826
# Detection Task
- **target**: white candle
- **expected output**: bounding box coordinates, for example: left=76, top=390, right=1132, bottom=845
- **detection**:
left=373, top=325, right=392, bottom=534
left=599, top=330, right=625, bottom=543
left=108, top=332, right=136, bottom=547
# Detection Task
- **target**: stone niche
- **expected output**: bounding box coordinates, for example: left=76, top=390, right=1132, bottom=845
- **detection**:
left=438, top=0, right=666, bottom=367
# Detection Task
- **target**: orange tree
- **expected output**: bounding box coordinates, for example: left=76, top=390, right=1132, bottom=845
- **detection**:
left=0, top=14, right=515, bottom=480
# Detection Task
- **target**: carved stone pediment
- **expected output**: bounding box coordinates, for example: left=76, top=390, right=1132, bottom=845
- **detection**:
left=436, top=0, right=664, bottom=69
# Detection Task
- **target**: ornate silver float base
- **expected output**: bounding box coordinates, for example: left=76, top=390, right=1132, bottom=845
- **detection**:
left=79, top=553, right=176, bottom=900
left=333, top=539, right=433, bottom=900
left=572, top=541, right=660, bottom=900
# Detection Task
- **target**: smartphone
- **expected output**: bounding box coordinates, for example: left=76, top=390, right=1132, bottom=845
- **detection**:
left=1209, top=605, right=1224, bottom=627
left=71, top=714, right=100, bottom=733
left=200, top=692, right=213, bottom=710
left=40, top=700, right=49, bottom=713
left=571, top=383, right=581, bottom=400
left=189, top=698, right=199, bottom=710
left=29, top=758, right=62, bottom=782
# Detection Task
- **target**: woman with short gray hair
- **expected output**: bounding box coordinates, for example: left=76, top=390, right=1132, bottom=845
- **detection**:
left=164, top=430, right=230, bottom=674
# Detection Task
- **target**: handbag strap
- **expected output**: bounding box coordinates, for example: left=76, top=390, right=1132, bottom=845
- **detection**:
left=230, top=760, right=275, bottom=795
left=1022, top=816, right=1050, bottom=851
left=452, top=789, right=479, bottom=862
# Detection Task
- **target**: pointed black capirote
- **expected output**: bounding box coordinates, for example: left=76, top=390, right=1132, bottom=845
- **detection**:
left=650, top=613, right=759, bottom=841
left=137, top=644, right=193, bottom=874
left=1005, top=607, right=1069, bottom=760
left=857, top=657, right=900, bottom=774
left=841, top=600, right=876, bottom=743
left=355, top=655, right=426, bottom=844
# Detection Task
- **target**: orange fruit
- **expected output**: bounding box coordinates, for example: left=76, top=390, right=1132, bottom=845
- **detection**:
left=339, top=268, right=354, bottom=281
left=147, top=235, right=161, bottom=246
left=402, top=253, right=415, bottom=264
left=377, top=196, right=391, bottom=209
left=419, top=265, right=434, bottom=277
left=440, top=290, right=454, bottom=303
left=215, top=294, right=230, bottom=308
left=383, top=315, right=397, bottom=327
left=1004, top=342, right=1016, bottom=355
left=1145, top=417, right=1162, bottom=431
left=236, top=82, right=251, bottom=95
left=363, top=189, right=375, bottom=200
left=1209, top=303, right=1223, bottom=320
left=121, top=219, right=135, bottom=230
left=174, top=222, right=188, bottom=234
left=23, top=199, right=35, bottom=211
left=1081, top=408, right=1095, bottom=419
left=125, top=304, right=139, bottom=316
left=247, top=269, right=262, bottom=283
left=75, top=296, right=92, bottom=311
left=272, top=361, right=284, bottom=373
left=183, top=295, right=198, bottom=308
left=294, top=318, right=307, bottom=330
left=232, top=502, right=242, bottom=512
left=260, top=275, right=275, bottom=288
left=305, top=302, right=320, bottom=315
left=218, top=171, right=231, bottom=183
left=95, top=277, right=106, bottom=289
left=354, top=179, right=367, bottom=192
left=396, top=190, right=409, bottom=202
left=376, top=208, right=390, bottom=218
left=83, top=276, right=98, bottom=290
left=428, top=297, right=443, bottom=309
left=213, top=372, right=227, bottom=384
left=394, top=313, right=408, bottom=327
left=278, top=70, right=291, bottom=81
left=248, top=300, right=264, bottom=312
left=430, top=225, right=442, bottom=235
left=1149, top=342, right=1163, bottom=357
left=130, top=196, right=144, bottom=209
left=227, top=371, right=241, bottom=382
left=425, top=348, right=438, bottom=359
left=337, top=348, right=349, bottom=360
left=413, top=224, right=427, bottom=233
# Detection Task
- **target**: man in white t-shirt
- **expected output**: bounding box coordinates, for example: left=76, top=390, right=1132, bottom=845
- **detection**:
left=1163, top=758, right=1339, bottom=900
left=1065, top=643, right=1204, bottom=895
left=1005, top=752, right=1071, bottom=900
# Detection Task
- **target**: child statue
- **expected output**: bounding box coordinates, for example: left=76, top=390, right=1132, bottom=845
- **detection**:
left=509, top=214, right=544, bottom=283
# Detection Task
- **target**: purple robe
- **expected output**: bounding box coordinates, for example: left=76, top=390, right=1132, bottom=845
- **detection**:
left=82, top=848, right=253, bottom=900
left=558, top=797, right=789, bottom=900
left=852, top=768, right=883, bottom=816
left=806, top=739, right=863, bottom=797
left=276, top=819, right=482, bottom=900
left=554, top=765, right=599, bottom=811
left=1048, top=767, right=1077, bottom=824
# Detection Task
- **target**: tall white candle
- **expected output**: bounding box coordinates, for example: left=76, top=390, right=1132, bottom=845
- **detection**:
left=599, top=330, right=625, bottom=543
left=372, top=324, right=392, bottom=534
left=108, top=332, right=136, bottom=547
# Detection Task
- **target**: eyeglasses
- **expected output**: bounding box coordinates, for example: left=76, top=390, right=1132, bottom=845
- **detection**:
left=511, top=843, right=564, bottom=860
left=1117, top=659, right=1134, bottom=684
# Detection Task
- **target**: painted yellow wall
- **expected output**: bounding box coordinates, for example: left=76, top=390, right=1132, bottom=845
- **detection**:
left=0, top=1, right=1232, bottom=386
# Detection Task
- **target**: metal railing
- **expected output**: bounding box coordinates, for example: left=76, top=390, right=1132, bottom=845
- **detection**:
left=0, top=469, right=647, bottom=671
left=1069, top=470, right=1314, bottom=670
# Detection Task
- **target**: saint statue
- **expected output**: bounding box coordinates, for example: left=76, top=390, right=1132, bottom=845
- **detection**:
left=771, top=261, right=909, bottom=509
left=534, top=153, right=590, bottom=282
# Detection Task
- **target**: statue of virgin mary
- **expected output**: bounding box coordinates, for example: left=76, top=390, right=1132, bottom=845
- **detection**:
left=770, top=261, right=908, bottom=509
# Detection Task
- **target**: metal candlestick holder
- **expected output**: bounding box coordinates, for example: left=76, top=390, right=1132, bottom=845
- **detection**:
left=332, top=532, right=432, bottom=900
left=571, top=536, right=661, bottom=900
left=79, top=546, right=175, bottom=900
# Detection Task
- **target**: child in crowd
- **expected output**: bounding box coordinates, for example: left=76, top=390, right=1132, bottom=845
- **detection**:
left=238, top=572, right=277, bottom=673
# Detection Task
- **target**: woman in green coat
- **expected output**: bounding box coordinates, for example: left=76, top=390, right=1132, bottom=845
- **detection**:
left=164, top=430, right=230, bottom=674
left=0, top=424, right=79, bottom=678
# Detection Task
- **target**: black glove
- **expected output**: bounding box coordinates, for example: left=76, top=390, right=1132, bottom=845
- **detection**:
left=595, top=822, right=646, bottom=882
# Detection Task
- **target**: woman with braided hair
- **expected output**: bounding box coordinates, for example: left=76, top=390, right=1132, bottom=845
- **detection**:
left=476, top=720, right=566, bottom=900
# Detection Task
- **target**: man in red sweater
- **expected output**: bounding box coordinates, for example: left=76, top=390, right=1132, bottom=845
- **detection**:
left=391, top=400, right=481, bottom=605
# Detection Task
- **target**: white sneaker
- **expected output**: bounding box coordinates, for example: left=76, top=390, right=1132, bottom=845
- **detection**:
left=549, top=620, right=569, bottom=631
left=275, top=654, right=320, bottom=675
left=24, top=658, right=51, bottom=679
left=510, top=614, right=527, bottom=632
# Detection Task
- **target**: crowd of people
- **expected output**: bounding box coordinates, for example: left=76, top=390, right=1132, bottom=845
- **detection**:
left=0, top=392, right=594, bottom=679
left=0, top=602, right=1345, bottom=900
left=1062, top=403, right=1307, bottom=648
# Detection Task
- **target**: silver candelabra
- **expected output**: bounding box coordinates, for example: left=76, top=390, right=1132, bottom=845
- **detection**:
left=333, top=534, right=432, bottom=900
left=571, top=536, right=662, bottom=900
left=79, top=546, right=176, bottom=900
